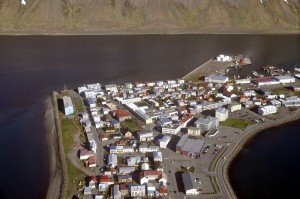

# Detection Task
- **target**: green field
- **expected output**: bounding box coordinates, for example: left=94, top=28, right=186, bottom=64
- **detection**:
left=271, top=87, right=293, bottom=95
left=209, top=175, right=220, bottom=193
left=121, top=120, right=141, bottom=132
left=181, top=166, right=195, bottom=173
left=61, top=117, right=76, bottom=154
left=184, top=74, right=200, bottom=82
left=73, top=99, right=85, bottom=112
left=61, top=116, right=86, bottom=197
left=221, top=118, right=255, bottom=129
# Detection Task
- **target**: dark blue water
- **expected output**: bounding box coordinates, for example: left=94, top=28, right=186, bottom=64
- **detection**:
left=0, top=35, right=299, bottom=198
left=230, top=122, right=300, bottom=198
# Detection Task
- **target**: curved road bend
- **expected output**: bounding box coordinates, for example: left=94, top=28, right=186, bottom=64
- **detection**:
left=215, top=109, right=300, bottom=199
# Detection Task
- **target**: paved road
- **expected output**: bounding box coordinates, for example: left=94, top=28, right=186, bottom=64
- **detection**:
left=215, top=109, right=300, bottom=199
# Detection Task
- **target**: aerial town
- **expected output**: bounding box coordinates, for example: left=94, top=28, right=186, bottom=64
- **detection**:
left=58, top=55, right=300, bottom=199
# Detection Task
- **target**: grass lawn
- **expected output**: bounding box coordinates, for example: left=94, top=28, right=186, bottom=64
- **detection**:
left=271, top=87, right=293, bottom=95
left=60, top=90, right=69, bottom=96
left=181, top=166, right=195, bottom=173
left=121, top=120, right=141, bottom=132
left=209, top=175, right=220, bottom=193
left=221, top=118, right=255, bottom=129
left=66, top=159, right=86, bottom=197
left=73, top=99, right=85, bottom=112
left=61, top=117, right=76, bottom=154
left=61, top=116, right=86, bottom=197
left=184, top=74, right=200, bottom=82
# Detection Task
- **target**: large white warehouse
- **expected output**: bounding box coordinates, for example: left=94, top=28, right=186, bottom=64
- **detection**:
left=63, top=96, right=74, bottom=116
left=258, top=105, right=277, bottom=116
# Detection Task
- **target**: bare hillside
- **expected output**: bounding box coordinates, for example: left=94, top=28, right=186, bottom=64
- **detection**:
left=0, top=0, right=299, bottom=34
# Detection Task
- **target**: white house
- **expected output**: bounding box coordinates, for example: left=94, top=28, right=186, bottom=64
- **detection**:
left=153, top=151, right=163, bottom=162
left=118, top=167, right=136, bottom=175
left=147, top=183, right=156, bottom=197
left=105, top=84, right=118, bottom=92
left=140, top=176, right=149, bottom=185
left=258, top=105, right=278, bottom=115
left=205, top=74, right=229, bottom=84
left=21, top=0, right=27, bottom=5
left=84, top=187, right=92, bottom=195
left=130, top=185, right=146, bottom=197
left=92, top=114, right=101, bottom=122
left=195, top=116, right=219, bottom=132
left=159, top=136, right=171, bottom=148
left=110, top=145, right=134, bottom=154
left=182, top=172, right=199, bottom=195
left=187, top=127, right=202, bottom=136
left=89, top=140, right=97, bottom=153
left=62, top=96, right=74, bottom=116
left=242, top=90, right=257, bottom=97
left=161, top=124, right=181, bottom=135
left=215, top=107, right=229, bottom=121
left=86, top=83, right=101, bottom=90
left=235, top=79, right=251, bottom=84
left=159, top=173, right=168, bottom=186
left=141, top=162, right=150, bottom=171
left=270, top=99, right=282, bottom=107
left=138, top=130, right=154, bottom=142
left=274, top=75, right=295, bottom=84
left=88, top=156, right=97, bottom=168
left=127, top=156, right=141, bottom=166
left=111, top=185, right=121, bottom=199
left=88, top=177, right=97, bottom=189
left=95, top=121, right=104, bottom=129
left=139, top=145, right=159, bottom=153
left=229, top=103, right=242, bottom=112
left=108, top=154, right=118, bottom=168
left=215, top=54, right=232, bottom=62
left=87, top=97, right=97, bottom=108
left=80, top=150, right=94, bottom=160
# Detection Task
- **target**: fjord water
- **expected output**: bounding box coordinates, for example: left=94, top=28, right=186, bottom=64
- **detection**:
left=230, top=122, right=300, bottom=198
left=0, top=35, right=299, bottom=198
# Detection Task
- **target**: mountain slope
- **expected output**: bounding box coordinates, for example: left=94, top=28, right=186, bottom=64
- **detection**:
left=0, top=0, right=299, bottom=34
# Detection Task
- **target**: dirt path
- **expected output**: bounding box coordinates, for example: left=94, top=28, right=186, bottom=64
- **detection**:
left=67, top=119, right=97, bottom=176
left=45, top=95, right=62, bottom=199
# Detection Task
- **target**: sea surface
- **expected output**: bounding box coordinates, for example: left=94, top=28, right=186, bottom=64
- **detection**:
left=230, top=122, right=300, bottom=198
left=0, top=35, right=299, bottom=198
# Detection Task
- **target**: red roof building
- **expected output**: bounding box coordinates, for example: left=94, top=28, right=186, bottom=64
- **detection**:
left=99, top=175, right=114, bottom=184
left=89, top=176, right=98, bottom=183
left=88, top=155, right=96, bottom=167
left=140, top=170, right=160, bottom=180
left=252, top=77, right=278, bottom=86
left=159, top=186, right=168, bottom=196
left=113, top=109, right=132, bottom=122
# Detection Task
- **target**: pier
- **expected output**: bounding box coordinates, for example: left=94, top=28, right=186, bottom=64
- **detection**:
left=182, top=54, right=249, bottom=81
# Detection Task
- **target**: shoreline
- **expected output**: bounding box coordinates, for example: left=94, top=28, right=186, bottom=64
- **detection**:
left=45, top=92, right=67, bottom=199
left=181, top=59, right=212, bottom=80
left=218, top=109, right=300, bottom=198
